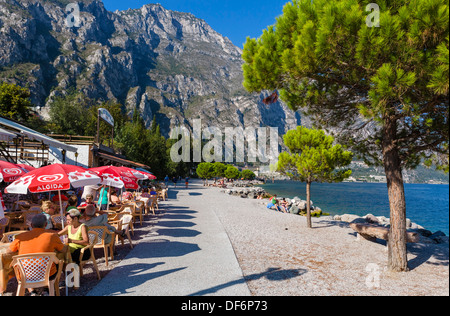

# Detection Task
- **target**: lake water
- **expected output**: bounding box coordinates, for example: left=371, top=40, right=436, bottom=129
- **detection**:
left=260, top=181, right=449, bottom=235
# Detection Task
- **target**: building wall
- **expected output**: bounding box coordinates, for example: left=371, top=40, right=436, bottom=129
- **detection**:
left=48, top=145, right=91, bottom=168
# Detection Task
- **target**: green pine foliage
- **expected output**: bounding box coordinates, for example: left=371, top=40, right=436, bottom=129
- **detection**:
left=115, top=114, right=172, bottom=179
left=224, top=165, right=241, bottom=179
left=196, top=162, right=254, bottom=180
left=196, top=162, right=216, bottom=180
left=243, top=0, right=449, bottom=170
left=278, top=127, right=353, bottom=183
left=278, top=127, right=353, bottom=228
left=241, top=169, right=256, bottom=180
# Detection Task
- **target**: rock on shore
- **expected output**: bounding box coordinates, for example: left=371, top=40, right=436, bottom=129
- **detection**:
left=221, top=186, right=266, bottom=199
left=333, top=213, right=449, bottom=245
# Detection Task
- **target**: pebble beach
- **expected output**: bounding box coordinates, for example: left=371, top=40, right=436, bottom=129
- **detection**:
left=213, top=183, right=449, bottom=296
left=2, top=180, right=448, bottom=296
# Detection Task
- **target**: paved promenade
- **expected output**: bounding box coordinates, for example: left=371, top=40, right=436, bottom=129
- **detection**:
left=87, top=182, right=251, bottom=296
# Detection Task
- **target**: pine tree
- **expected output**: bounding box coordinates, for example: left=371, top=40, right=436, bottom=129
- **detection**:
left=243, top=0, right=449, bottom=271
left=278, top=127, right=353, bottom=228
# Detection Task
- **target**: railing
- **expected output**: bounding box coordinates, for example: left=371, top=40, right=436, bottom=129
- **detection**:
left=45, top=134, right=96, bottom=145
left=1, top=140, right=49, bottom=163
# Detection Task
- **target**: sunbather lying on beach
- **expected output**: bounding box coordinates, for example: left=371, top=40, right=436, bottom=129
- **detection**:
left=267, top=195, right=287, bottom=213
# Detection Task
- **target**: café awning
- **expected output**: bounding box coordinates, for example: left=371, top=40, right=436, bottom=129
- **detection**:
left=0, top=128, right=19, bottom=142
left=0, top=116, right=77, bottom=152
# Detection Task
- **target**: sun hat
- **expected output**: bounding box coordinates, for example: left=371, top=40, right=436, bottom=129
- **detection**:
left=66, top=206, right=78, bottom=212
left=67, top=209, right=81, bottom=218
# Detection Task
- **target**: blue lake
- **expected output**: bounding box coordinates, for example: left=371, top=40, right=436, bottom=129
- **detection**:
left=260, top=181, right=449, bottom=235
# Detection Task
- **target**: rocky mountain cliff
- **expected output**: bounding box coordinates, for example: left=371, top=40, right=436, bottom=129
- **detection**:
left=0, top=0, right=301, bottom=136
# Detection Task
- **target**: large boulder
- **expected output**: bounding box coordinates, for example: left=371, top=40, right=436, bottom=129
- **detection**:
left=340, top=214, right=362, bottom=223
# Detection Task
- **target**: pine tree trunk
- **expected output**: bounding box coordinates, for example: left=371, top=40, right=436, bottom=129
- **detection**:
left=383, top=117, right=408, bottom=272
left=306, top=181, right=312, bottom=228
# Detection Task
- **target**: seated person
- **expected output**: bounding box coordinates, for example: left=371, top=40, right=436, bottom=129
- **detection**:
left=41, top=201, right=56, bottom=230
left=267, top=195, right=278, bottom=209
left=58, top=209, right=89, bottom=265
left=8, top=215, right=68, bottom=291
left=122, top=191, right=133, bottom=203
left=82, top=194, right=95, bottom=206
left=82, top=205, right=125, bottom=243
left=66, top=195, right=78, bottom=213
left=266, top=195, right=285, bottom=213
left=77, top=194, right=97, bottom=213
left=110, top=189, right=122, bottom=206
left=149, top=187, right=157, bottom=196
left=270, top=195, right=278, bottom=205
left=140, top=188, right=150, bottom=198
left=81, top=185, right=99, bottom=203
left=279, top=198, right=289, bottom=213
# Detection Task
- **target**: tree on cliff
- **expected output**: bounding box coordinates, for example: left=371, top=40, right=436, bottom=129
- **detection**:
left=278, top=127, right=353, bottom=228
left=242, top=0, right=449, bottom=271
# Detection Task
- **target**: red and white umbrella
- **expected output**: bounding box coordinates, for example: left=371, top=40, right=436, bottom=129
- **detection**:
left=5, top=164, right=102, bottom=195
left=116, top=166, right=145, bottom=180
left=136, top=170, right=157, bottom=180
left=5, top=163, right=102, bottom=232
left=89, top=166, right=139, bottom=190
left=17, top=164, right=36, bottom=173
left=134, top=168, right=157, bottom=180
left=89, top=166, right=139, bottom=211
left=0, top=161, right=27, bottom=183
left=116, top=166, right=156, bottom=181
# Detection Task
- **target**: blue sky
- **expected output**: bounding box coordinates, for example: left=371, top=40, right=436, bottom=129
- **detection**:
left=102, top=0, right=290, bottom=48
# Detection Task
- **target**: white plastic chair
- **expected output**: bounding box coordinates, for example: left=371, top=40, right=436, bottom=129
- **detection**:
left=11, top=252, right=61, bottom=296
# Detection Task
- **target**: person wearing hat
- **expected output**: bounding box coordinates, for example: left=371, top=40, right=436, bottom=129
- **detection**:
left=58, top=209, right=90, bottom=265
left=77, top=194, right=97, bottom=214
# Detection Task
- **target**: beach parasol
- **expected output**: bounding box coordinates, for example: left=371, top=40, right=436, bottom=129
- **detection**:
left=135, top=168, right=157, bottom=180
left=89, top=166, right=139, bottom=210
left=89, top=166, right=139, bottom=190
left=116, top=166, right=147, bottom=180
left=5, top=164, right=102, bottom=226
left=0, top=161, right=27, bottom=183
left=17, top=164, right=36, bottom=173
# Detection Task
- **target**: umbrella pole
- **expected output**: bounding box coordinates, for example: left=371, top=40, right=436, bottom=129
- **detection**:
left=58, top=189, right=68, bottom=296
left=107, top=185, right=110, bottom=211
left=58, top=190, right=64, bottom=229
